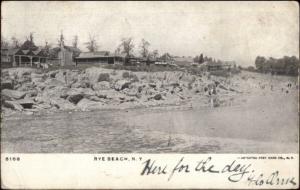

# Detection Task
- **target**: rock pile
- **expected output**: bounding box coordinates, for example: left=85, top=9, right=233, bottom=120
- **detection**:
left=1, top=67, right=240, bottom=113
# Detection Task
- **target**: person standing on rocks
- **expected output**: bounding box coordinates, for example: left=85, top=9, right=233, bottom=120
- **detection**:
left=208, top=83, right=217, bottom=108
left=63, top=71, right=67, bottom=85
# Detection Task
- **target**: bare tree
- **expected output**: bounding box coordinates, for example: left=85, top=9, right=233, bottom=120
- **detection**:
left=1, top=35, right=9, bottom=48
left=73, top=35, right=78, bottom=48
left=119, top=37, right=134, bottom=57
left=115, top=45, right=122, bottom=54
left=44, top=41, right=52, bottom=56
left=152, top=49, right=159, bottom=59
left=58, top=31, right=65, bottom=47
left=199, top=53, right=204, bottom=64
left=11, top=36, right=20, bottom=48
left=140, top=39, right=150, bottom=58
left=85, top=35, right=98, bottom=52
left=148, top=49, right=159, bottom=60
left=27, top=32, right=34, bottom=42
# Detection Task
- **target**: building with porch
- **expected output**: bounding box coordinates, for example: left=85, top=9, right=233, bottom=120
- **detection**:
left=75, top=51, right=125, bottom=65
left=1, top=48, right=18, bottom=67
left=12, top=48, right=48, bottom=67
left=1, top=40, right=49, bottom=67
left=199, top=61, right=234, bottom=71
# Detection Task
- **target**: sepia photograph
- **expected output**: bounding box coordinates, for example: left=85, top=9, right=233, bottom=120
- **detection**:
left=0, top=1, right=299, bottom=188
left=1, top=1, right=299, bottom=154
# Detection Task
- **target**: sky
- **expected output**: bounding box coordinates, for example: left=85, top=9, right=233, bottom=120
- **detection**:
left=1, top=1, right=299, bottom=66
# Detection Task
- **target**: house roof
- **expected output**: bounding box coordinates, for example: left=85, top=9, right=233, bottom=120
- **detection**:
left=32, top=50, right=41, bottom=55
left=1, top=48, right=19, bottom=55
left=50, top=46, right=81, bottom=59
left=160, top=53, right=174, bottom=61
left=79, top=51, right=109, bottom=57
left=113, top=53, right=127, bottom=57
left=223, top=61, right=236, bottom=66
left=76, top=51, right=126, bottom=59
left=7, top=48, right=47, bottom=57
left=22, top=50, right=30, bottom=55
left=173, top=57, right=193, bottom=63
left=20, top=40, right=38, bottom=51
left=201, top=61, right=222, bottom=66
left=64, top=46, right=81, bottom=53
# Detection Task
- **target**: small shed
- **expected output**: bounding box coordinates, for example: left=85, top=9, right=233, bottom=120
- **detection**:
left=51, top=45, right=81, bottom=66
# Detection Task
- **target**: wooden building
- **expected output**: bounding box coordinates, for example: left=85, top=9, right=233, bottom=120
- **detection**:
left=75, top=51, right=125, bottom=65
left=199, top=61, right=234, bottom=71
left=1, top=48, right=18, bottom=67
left=50, top=45, right=81, bottom=66
left=1, top=40, right=48, bottom=67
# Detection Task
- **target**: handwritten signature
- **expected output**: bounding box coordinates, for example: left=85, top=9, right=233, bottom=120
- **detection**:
left=140, top=157, right=296, bottom=186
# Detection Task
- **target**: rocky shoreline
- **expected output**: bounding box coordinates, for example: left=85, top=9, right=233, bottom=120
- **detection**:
left=1, top=67, right=242, bottom=116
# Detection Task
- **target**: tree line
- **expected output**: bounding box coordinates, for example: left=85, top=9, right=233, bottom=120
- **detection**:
left=1, top=33, right=161, bottom=59
left=254, top=56, right=299, bottom=76
left=193, top=53, right=223, bottom=65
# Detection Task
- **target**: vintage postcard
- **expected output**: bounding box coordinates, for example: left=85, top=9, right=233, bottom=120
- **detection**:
left=1, top=1, right=299, bottom=189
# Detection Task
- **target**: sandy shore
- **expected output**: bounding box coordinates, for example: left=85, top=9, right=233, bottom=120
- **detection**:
left=1, top=71, right=298, bottom=153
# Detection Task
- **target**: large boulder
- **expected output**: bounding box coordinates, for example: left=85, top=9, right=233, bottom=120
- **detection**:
left=50, top=98, right=77, bottom=110
left=65, top=88, right=96, bottom=104
left=71, top=80, right=90, bottom=88
left=72, top=74, right=91, bottom=88
left=2, top=89, right=26, bottom=100
left=3, top=98, right=37, bottom=111
left=81, top=88, right=96, bottom=97
left=8, top=68, right=36, bottom=78
left=86, top=95, right=103, bottom=102
left=98, top=73, right=110, bottom=82
left=16, top=75, right=32, bottom=84
left=34, top=95, right=55, bottom=110
left=33, top=103, right=52, bottom=110
left=96, top=89, right=125, bottom=101
left=144, top=87, right=157, bottom=96
left=1, top=79, right=14, bottom=90
left=67, top=94, right=84, bottom=104
left=31, top=73, right=46, bottom=83
left=114, top=80, right=131, bottom=91
left=16, top=82, right=35, bottom=91
left=44, top=78, right=65, bottom=88
left=54, top=70, right=68, bottom=83
left=148, top=83, right=156, bottom=88
left=68, top=88, right=95, bottom=97
left=55, top=70, right=78, bottom=85
left=92, top=81, right=111, bottom=91
left=48, top=70, right=59, bottom=78
left=1, top=70, right=9, bottom=78
left=181, top=74, right=196, bottom=83
left=77, top=98, right=103, bottom=111
left=15, top=99, right=35, bottom=109
left=24, top=89, right=38, bottom=97
left=153, top=93, right=163, bottom=100
left=3, top=100, right=23, bottom=111
left=42, top=86, right=69, bottom=99
left=123, top=88, right=138, bottom=97
left=85, top=67, right=113, bottom=84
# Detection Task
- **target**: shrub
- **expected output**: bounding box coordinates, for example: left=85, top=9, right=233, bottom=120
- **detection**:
left=122, top=71, right=130, bottom=78
left=111, top=70, right=117, bottom=76
left=104, top=63, right=180, bottom=72
left=231, top=67, right=241, bottom=74
left=188, top=82, right=193, bottom=90
left=141, top=75, right=147, bottom=80
left=130, top=73, right=139, bottom=82
left=209, top=70, right=230, bottom=78
left=98, top=73, right=110, bottom=82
